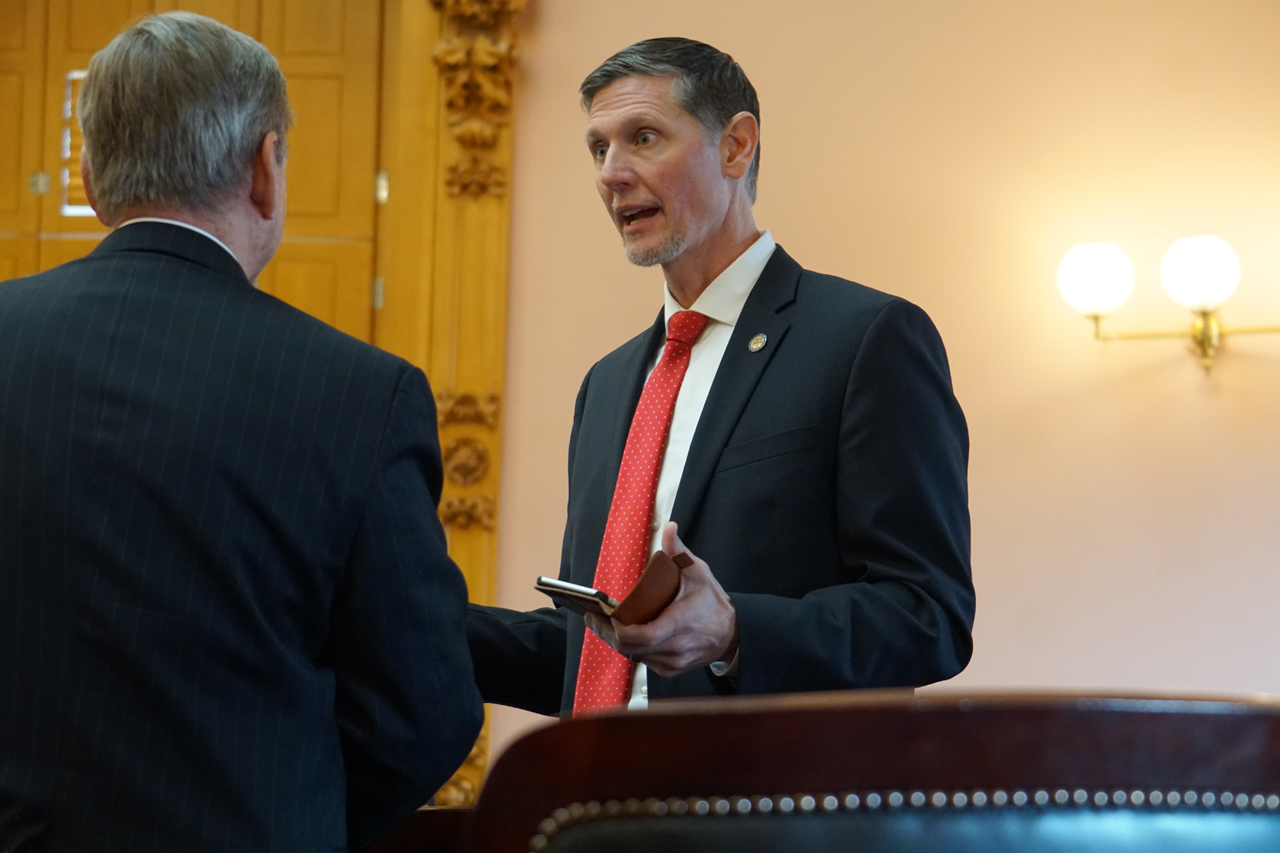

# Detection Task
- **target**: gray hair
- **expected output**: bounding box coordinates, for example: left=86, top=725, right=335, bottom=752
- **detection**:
left=580, top=38, right=760, bottom=203
left=78, top=12, right=292, bottom=221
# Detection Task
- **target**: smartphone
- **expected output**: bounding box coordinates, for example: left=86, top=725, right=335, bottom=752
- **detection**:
left=535, top=576, right=618, bottom=619
left=535, top=551, right=690, bottom=625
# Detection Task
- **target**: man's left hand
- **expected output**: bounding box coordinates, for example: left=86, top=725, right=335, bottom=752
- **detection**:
left=585, top=522, right=738, bottom=678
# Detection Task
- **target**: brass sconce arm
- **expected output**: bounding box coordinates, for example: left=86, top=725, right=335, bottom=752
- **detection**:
left=1088, top=315, right=1189, bottom=343
left=1088, top=313, right=1280, bottom=374
left=1219, top=324, right=1280, bottom=336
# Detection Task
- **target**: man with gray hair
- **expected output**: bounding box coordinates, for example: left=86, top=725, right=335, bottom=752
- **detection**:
left=469, top=38, right=974, bottom=715
left=0, top=12, right=481, bottom=852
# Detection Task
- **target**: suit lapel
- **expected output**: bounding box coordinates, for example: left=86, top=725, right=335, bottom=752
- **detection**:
left=670, top=246, right=802, bottom=533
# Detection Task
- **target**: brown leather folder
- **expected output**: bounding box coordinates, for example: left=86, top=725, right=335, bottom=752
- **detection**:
left=610, top=550, right=691, bottom=625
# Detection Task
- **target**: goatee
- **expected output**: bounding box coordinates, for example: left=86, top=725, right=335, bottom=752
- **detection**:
left=624, top=232, right=686, bottom=267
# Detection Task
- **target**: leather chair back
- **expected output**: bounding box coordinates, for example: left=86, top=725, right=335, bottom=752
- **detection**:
left=464, top=691, right=1280, bottom=853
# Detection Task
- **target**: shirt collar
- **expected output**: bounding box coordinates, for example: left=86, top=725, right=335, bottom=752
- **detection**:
left=115, top=217, right=240, bottom=266
left=663, top=231, right=777, bottom=330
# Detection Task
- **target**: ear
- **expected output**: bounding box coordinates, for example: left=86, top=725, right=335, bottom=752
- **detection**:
left=80, top=151, right=111, bottom=227
left=720, top=111, right=759, bottom=182
left=248, top=131, right=283, bottom=221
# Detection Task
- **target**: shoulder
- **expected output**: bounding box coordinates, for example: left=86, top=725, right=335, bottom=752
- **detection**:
left=794, top=266, right=900, bottom=315
left=758, top=244, right=922, bottom=329
left=790, top=265, right=938, bottom=344
left=0, top=261, right=83, bottom=308
left=269, top=298, right=423, bottom=409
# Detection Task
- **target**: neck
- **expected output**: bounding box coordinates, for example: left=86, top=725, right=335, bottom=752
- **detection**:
left=661, top=201, right=760, bottom=308
left=110, top=204, right=265, bottom=280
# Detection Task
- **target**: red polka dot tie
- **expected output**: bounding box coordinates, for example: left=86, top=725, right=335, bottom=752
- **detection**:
left=572, top=310, right=710, bottom=715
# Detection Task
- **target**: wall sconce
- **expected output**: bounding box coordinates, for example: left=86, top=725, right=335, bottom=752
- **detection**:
left=1058, top=236, right=1280, bottom=373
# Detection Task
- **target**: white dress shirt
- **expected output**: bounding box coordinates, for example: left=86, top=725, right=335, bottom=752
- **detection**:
left=626, top=230, right=777, bottom=709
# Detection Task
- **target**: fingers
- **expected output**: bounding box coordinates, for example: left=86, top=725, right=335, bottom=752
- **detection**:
left=610, top=581, right=737, bottom=676
left=585, top=612, right=680, bottom=674
left=587, top=529, right=737, bottom=678
left=633, top=653, right=689, bottom=679
left=660, top=520, right=685, bottom=558
left=584, top=612, right=620, bottom=650
left=612, top=618, right=665, bottom=653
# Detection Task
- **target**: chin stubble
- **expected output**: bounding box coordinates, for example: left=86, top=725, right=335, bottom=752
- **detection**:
left=623, top=230, right=686, bottom=268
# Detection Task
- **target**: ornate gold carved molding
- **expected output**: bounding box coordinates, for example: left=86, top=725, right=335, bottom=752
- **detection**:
left=440, top=495, right=497, bottom=530
left=431, top=0, right=523, bottom=198
left=446, top=154, right=509, bottom=198
left=442, top=437, right=491, bottom=486
left=437, top=391, right=501, bottom=429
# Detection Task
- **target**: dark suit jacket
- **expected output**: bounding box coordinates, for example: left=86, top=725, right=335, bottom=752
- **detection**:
left=0, top=223, right=483, bottom=852
left=469, top=245, right=973, bottom=715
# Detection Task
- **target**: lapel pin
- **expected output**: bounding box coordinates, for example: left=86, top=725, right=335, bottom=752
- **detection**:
left=748, top=333, right=767, bottom=353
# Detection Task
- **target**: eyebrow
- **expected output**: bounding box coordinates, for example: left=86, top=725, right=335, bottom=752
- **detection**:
left=584, top=112, right=666, bottom=143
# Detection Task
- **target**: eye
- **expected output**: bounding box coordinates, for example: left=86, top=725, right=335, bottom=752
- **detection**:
left=591, top=141, right=607, bottom=160
left=637, top=131, right=656, bottom=146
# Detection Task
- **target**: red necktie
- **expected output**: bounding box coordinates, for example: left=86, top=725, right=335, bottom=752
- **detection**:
left=573, top=310, right=710, bottom=715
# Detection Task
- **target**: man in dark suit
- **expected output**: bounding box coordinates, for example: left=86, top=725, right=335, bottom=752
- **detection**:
left=0, top=13, right=481, bottom=852
left=468, top=38, right=974, bottom=715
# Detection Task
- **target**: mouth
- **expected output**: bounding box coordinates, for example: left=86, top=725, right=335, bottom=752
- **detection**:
left=617, top=205, right=660, bottom=230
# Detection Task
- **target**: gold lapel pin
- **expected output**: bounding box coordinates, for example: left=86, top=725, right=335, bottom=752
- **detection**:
left=748, top=333, right=767, bottom=353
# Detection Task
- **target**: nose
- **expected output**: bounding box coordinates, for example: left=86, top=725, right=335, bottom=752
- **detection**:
left=597, top=145, right=634, bottom=192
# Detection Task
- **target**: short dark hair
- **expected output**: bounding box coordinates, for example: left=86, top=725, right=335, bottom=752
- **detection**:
left=580, top=37, right=760, bottom=203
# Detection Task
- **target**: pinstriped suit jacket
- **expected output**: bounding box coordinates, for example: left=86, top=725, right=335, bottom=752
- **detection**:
left=0, top=222, right=482, bottom=852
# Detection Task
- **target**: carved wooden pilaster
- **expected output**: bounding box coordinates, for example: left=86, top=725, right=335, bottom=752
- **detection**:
left=431, top=0, right=523, bottom=199
left=378, top=0, right=522, bottom=807
left=433, top=387, right=500, bottom=803
left=429, top=0, right=522, bottom=809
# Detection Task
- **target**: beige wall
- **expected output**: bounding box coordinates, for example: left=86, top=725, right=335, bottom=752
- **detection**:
left=491, top=0, right=1280, bottom=757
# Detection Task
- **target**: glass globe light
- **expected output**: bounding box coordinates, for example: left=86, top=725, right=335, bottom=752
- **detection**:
left=1057, top=243, right=1135, bottom=316
left=1160, top=235, right=1240, bottom=311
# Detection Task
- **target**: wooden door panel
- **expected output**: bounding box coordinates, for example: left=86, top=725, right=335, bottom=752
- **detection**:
left=258, top=0, right=379, bottom=341
left=261, top=0, right=378, bottom=240
left=0, top=0, right=46, bottom=274
left=0, top=237, right=38, bottom=281
left=256, top=241, right=373, bottom=342
left=0, top=72, right=27, bottom=222
left=285, top=74, right=345, bottom=218
left=280, top=0, right=342, bottom=55
left=66, top=0, right=140, bottom=51
left=152, top=0, right=262, bottom=37
left=38, top=236, right=101, bottom=271
left=0, top=0, right=30, bottom=53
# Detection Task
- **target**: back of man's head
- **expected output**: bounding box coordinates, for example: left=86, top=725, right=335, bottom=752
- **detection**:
left=78, top=12, right=292, bottom=223
left=580, top=37, right=761, bottom=202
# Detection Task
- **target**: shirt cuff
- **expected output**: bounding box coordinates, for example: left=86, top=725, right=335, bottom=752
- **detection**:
left=709, top=649, right=739, bottom=678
